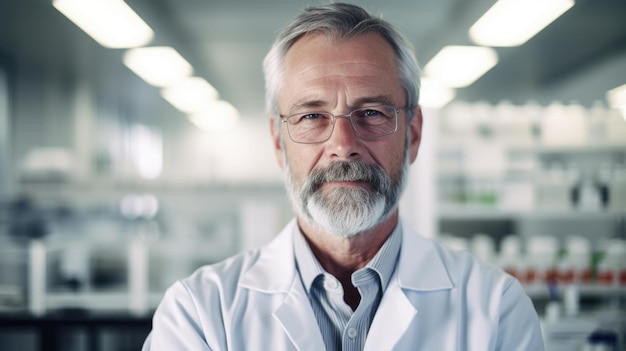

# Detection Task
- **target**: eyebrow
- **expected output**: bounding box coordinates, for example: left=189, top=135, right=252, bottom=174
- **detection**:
left=287, top=99, right=327, bottom=114
left=287, top=94, right=397, bottom=114
left=351, top=95, right=396, bottom=107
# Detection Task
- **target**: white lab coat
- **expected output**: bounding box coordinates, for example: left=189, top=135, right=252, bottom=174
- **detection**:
left=143, top=219, right=544, bottom=350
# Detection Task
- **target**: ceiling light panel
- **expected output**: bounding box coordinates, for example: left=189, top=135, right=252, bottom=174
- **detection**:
left=469, top=0, right=575, bottom=47
left=188, top=100, right=239, bottom=132
left=424, top=46, right=498, bottom=88
left=53, top=0, right=154, bottom=48
left=123, top=47, right=193, bottom=87
left=161, top=77, right=219, bottom=113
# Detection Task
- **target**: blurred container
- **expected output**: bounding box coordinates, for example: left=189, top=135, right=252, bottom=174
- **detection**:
left=499, top=235, right=524, bottom=282
left=541, top=317, right=598, bottom=351
left=541, top=101, right=588, bottom=147
left=587, top=101, right=609, bottom=145
left=470, top=233, right=495, bottom=263
left=607, top=166, right=626, bottom=211
left=493, top=100, right=534, bottom=144
left=596, top=239, right=626, bottom=286
left=557, top=236, right=592, bottom=285
left=525, top=235, right=559, bottom=285
left=535, top=164, right=577, bottom=211
left=605, top=108, right=626, bottom=144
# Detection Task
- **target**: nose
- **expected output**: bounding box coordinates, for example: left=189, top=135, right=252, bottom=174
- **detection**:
left=326, top=115, right=361, bottom=160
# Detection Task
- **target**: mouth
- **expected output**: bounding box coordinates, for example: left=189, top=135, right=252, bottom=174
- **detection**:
left=304, top=160, right=383, bottom=194
left=324, top=180, right=370, bottom=186
left=322, top=179, right=371, bottom=190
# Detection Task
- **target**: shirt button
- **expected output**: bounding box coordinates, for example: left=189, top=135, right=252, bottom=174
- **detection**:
left=347, top=328, right=357, bottom=339
left=324, top=278, right=339, bottom=290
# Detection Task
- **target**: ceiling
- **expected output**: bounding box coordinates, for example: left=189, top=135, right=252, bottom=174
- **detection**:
left=1, top=0, right=626, bottom=120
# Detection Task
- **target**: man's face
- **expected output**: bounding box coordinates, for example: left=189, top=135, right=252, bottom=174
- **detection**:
left=270, top=32, right=422, bottom=237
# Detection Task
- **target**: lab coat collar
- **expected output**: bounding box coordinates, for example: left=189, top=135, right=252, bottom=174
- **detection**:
left=239, top=219, right=299, bottom=293
left=239, top=218, right=454, bottom=293
left=397, top=220, right=455, bottom=291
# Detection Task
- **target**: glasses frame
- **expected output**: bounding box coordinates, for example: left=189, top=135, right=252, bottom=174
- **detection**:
left=280, top=105, right=411, bottom=144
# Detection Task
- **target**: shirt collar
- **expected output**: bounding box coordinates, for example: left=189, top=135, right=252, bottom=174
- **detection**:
left=293, top=223, right=402, bottom=293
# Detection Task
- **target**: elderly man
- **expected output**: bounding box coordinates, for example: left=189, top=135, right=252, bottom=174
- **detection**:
left=143, top=3, right=544, bottom=350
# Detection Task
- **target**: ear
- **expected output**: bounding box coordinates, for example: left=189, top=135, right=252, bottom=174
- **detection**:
left=408, top=106, right=423, bottom=164
left=269, top=115, right=285, bottom=170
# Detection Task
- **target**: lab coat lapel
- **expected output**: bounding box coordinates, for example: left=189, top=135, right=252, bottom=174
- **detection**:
left=273, top=280, right=326, bottom=351
left=364, top=279, right=417, bottom=351
left=364, top=221, right=454, bottom=350
left=240, top=220, right=325, bottom=350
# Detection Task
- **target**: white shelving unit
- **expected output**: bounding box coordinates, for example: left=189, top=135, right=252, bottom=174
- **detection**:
left=435, top=101, right=626, bottom=309
left=436, top=100, right=626, bottom=238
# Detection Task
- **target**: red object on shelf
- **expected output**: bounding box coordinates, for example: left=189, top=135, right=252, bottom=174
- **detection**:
left=597, top=269, right=615, bottom=285
left=523, top=268, right=537, bottom=285
left=557, top=268, right=575, bottom=284
left=545, top=267, right=559, bottom=284
left=619, top=270, right=626, bottom=285
left=579, top=268, right=592, bottom=284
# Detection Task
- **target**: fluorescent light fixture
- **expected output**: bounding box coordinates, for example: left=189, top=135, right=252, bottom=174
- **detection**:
left=424, top=46, right=498, bottom=88
left=188, top=100, right=239, bottom=132
left=469, top=0, right=575, bottom=47
left=53, top=0, right=153, bottom=48
left=161, top=77, right=219, bottom=113
left=419, top=77, right=456, bottom=108
left=607, top=83, right=626, bottom=119
left=123, top=47, right=193, bottom=87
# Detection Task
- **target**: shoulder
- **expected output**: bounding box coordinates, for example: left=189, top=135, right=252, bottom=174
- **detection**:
left=434, top=239, right=512, bottom=282
left=178, top=249, right=263, bottom=298
left=436, top=238, right=521, bottom=299
left=399, top=222, right=517, bottom=295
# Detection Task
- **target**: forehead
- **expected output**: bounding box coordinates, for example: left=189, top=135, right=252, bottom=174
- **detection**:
left=279, top=32, right=403, bottom=111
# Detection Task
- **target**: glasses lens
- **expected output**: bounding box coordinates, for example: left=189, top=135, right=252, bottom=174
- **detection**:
left=350, top=105, right=397, bottom=138
left=286, top=112, right=334, bottom=143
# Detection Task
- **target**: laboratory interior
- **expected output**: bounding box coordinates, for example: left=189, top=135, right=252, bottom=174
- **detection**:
left=1, top=0, right=625, bottom=350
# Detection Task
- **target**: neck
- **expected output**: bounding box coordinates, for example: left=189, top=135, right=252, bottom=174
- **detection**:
left=298, top=211, right=398, bottom=300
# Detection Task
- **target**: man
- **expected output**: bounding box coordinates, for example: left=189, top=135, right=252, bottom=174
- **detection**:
left=143, top=3, right=544, bottom=350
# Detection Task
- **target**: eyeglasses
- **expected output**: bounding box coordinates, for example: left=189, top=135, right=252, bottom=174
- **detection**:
left=280, top=105, right=408, bottom=144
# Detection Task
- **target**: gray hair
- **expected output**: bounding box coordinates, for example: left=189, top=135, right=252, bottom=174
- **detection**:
left=262, top=3, right=421, bottom=119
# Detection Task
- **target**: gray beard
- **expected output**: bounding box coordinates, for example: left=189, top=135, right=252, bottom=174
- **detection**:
left=285, top=158, right=408, bottom=238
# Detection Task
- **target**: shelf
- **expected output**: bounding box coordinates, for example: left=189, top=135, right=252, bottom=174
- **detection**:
left=44, top=291, right=163, bottom=312
left=438, top=207, right=625, bottom=221
left=525, top=284, right=626, bottom=299
left=514, top=143, right=626, bottom=156
left=438, top=139, right=626, bottom=156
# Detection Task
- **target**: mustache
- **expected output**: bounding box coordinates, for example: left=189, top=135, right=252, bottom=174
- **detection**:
left=304, top=160, right=389, bottom=194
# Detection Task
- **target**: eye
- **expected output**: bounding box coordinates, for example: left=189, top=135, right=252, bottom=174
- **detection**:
left=363, top=109, right=383, bottom=117
left=301, top=113, right=324, bottom=120
left=291, top=112, right=328, bottom=124
left=355, top=108, right=388, bottom=119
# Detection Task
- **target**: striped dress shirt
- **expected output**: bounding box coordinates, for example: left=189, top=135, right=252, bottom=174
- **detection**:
left=293, top=224, right=402, bottom=351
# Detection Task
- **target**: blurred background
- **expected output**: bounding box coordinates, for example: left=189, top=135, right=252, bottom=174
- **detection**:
left=0, top=0, right=625, bottom=350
